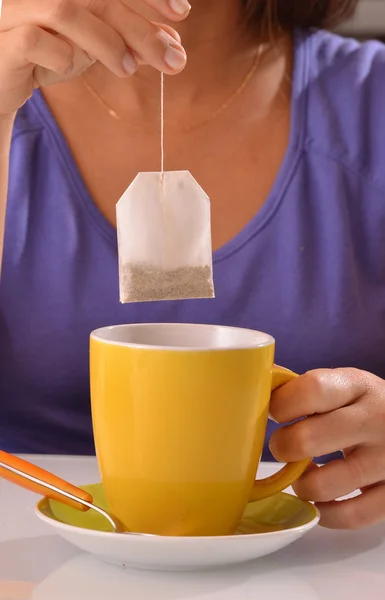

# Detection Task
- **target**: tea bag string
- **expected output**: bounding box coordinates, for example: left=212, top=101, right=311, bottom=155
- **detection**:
left=160, top=72, right=165, bottom=269
left=160, top=71, right=164, bottom=177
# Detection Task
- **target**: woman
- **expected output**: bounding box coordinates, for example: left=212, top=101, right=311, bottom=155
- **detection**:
left=1, top=0, right=385, bottom=530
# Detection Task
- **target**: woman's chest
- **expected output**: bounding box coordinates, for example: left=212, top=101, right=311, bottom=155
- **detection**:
left=4, top=116, right=385, bottom=390
left=47, top=102, right=290, bottom=252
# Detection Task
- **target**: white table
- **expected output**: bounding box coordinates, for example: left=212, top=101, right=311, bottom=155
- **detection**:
left=0, top=456, right=384, bottom=600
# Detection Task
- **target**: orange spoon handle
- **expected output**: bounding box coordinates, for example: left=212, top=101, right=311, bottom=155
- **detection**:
left=0, top=450, right=93, bottom=511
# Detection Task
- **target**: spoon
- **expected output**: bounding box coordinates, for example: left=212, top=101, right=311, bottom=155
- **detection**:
left=0, top=450, right=128, bottom=533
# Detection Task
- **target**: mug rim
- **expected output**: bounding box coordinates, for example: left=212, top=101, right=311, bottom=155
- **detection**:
left=90, top=323, right=275, bottom=351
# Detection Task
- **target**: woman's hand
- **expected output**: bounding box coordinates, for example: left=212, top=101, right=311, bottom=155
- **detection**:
left=269, top=368, right=385, bottom=529
left=0, top=0, right=188, bottom=116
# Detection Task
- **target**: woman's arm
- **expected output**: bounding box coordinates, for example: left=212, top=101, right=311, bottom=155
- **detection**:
left=0, top=114, right=15, bottom=276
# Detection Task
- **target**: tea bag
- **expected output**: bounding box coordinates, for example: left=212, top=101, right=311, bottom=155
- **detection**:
left=117, top=171, right=215, bottom=303
left=116, top=74, right=215, bottom=303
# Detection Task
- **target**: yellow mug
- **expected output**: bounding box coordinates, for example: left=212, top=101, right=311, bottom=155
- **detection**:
left=90, top=323, right=311, bottom=536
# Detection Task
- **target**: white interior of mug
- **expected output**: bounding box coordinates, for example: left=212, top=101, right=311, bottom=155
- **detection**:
left=91, top=323, right=274, bottom=350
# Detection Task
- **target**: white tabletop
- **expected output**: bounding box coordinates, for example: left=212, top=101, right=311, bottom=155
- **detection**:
left=0, top=456, right=384, bottom=600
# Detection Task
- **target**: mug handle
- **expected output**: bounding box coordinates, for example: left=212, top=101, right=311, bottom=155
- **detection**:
left=248, top=365, right=312, bottom=502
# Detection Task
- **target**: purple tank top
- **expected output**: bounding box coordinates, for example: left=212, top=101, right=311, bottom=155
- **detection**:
left=1, top=30, right=385, bottom=460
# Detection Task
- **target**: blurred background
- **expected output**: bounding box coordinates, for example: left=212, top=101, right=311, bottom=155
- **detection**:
left=339, top=0, right=385, bottom=40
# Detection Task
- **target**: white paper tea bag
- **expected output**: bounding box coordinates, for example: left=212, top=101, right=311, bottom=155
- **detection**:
left=116, top=170, right=215, bottom=303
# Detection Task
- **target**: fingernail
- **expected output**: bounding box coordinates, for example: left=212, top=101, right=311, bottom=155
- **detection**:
left=164, top=46, right=186, bottom=71
left=122, top=52, right=138, bottom=75
left=169, top=0, right=191, bottom=15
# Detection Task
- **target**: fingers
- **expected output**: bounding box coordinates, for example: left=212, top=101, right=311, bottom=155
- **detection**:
left=269, top=368, right=369, bottom=423
left=0, top=26, right=75, bottom=75
left=316, top=483, right=385, bottom=529
left=128, top=0, right=191, bottom=20
left=40, top=3, right=137, bottom=77
left=2, top=0, right=187, bottom=77
left=2, top=0, right=132, bottom=77
left=0, top=25, right=92, bottom=93
left=98, top=2, right=186, bottom=74
left=156, top=23, right=182, bottom=44
left=134, top=24, right=182, bottom=66
left=292, top=447, right=385, bottom=502
left=34, top=44, right=94, bottom=86
left=270, top=404, right=370, bottom=461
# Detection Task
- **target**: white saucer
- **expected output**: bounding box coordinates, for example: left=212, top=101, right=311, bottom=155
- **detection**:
left=36, top=483, right=319, bottom=571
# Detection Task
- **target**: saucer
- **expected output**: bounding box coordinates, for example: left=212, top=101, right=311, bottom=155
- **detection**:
left=36, top=483, right=319, bottom=571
